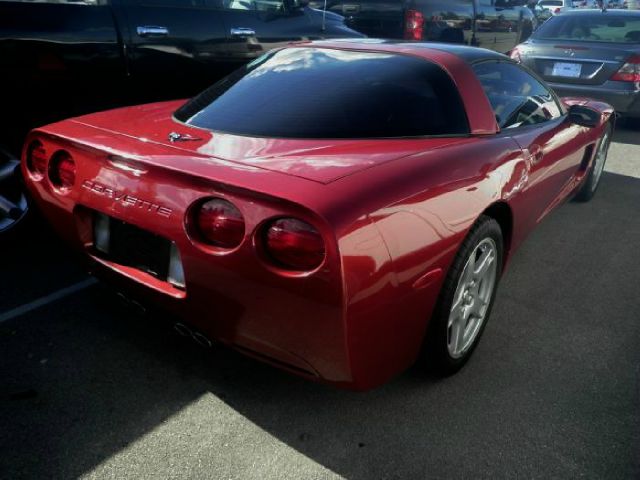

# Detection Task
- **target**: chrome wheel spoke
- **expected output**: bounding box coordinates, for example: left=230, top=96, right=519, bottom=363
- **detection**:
left=473, top=246, right=495, bottom=281
left=0, top=159, right=28, bottom=231
left=0, top=194, right=21, bottom=220
left=450, top=291, right=465, bottom=323
left=470, top=297, right=487, bottom=319
left=0, top=160, right=18, bottom=184
left=449, top=309, right=466, bottom=355
left=460, top=253, right=475, bottom=286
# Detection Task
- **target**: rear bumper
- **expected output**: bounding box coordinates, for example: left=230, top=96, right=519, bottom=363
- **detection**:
left=548, top=81, right=640, bottom=117
left=32, top=189, right=367, bottom=384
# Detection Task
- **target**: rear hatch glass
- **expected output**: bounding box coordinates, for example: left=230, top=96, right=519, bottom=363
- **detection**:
left=175, top=47, right=469, bottom=138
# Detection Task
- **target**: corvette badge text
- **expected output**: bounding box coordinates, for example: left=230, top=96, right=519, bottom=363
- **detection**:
left=82, top=180, right=172, bottom=218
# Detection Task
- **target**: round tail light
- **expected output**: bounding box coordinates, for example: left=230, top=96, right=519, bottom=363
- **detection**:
left=194, top=198, right=245, bottom=248
left=49, top=151, right=76, bottom=190
left=263, top=218, right=325, bottom=271
left=26, top=140, right=48, bottom=178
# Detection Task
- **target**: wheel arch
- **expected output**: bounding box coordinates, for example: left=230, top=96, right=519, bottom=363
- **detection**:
left=481, top=201, right=513, bottom=270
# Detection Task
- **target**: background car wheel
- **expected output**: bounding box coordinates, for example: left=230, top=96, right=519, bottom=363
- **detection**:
left=574, top=123, right=612, bottom=202
left=0, top=148, right=32, bottom=244
left=422, top=215, right=503, bottom=376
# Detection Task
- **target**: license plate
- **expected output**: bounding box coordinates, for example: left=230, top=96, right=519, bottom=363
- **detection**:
left=94, top=214, right=171, bottom=280
left=552, top=62, right=582, bottom=78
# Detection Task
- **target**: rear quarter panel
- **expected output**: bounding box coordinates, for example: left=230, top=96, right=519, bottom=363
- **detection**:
left=321, top=135, right=527, bottom=388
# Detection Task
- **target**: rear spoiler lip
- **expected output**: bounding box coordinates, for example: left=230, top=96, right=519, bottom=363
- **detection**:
left=24, top=126, right=346, bottom=270
left=68, top=119, right=289, bottom=178
left=23, top=126, right=350, bottom=238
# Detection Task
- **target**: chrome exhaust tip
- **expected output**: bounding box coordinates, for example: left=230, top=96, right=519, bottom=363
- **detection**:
left=192, top=331, right=213, bottom=349
left=173, top=322, right=213, bottom=348
left=116, top=292, right=147, bottom=315
left=173, top=322, right=193, bottom=337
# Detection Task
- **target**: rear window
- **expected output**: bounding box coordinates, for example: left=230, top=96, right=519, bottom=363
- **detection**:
left=533, top=14, right=640, bottom=43
left=174, top=48, right=469, bottom=138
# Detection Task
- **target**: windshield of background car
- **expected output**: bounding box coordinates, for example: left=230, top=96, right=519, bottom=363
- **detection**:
left=174, top=48, right=470, bottom=138
left=533, top=13, right=640, bottom=43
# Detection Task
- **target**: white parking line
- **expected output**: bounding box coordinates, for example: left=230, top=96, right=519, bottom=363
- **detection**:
left=0, top=277, right=98, bottom=324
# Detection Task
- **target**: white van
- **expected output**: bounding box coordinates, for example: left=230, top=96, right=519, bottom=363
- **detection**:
left=538, top=0, right=573, bottom=13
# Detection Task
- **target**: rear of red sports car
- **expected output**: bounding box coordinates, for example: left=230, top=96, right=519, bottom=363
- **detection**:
left=22, top=42, right=611, bottom=390
left=26, top=101, right=464, bottom=389
left=23, top=45, right=489, bottom=390
left=23, top=109, right=353, bottom=385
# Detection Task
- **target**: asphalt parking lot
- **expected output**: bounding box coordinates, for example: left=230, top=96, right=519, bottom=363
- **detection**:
left=1, top=121, right=639, bottom=480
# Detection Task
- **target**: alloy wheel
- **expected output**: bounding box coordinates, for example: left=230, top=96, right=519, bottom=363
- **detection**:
left=447, top=237, right=498, bottom=359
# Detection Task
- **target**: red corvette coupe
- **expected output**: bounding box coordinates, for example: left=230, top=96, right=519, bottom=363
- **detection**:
left=23, top=40, right=613, bottom=390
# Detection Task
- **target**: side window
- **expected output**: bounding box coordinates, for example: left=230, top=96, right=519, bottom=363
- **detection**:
left=473, top=61, right=563, bottom=129
left=222, top=0, right=285, bottom=12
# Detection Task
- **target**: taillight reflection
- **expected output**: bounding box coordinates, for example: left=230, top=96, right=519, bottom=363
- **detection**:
left=263, top=218, right=325, bottom=272
left=48, top=151, right=76, bottom=190
left=26, top=140, right=48, bottom=179
left=194, top=198, right=245, bottom=249
left=404, top=9, right=424, bottom=41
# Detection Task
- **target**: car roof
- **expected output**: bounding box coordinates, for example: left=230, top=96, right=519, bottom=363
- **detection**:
left=556, top=8, right=640, bottom=14
left=288, top=39, right=504, bottom=135
left=298, top=39, right=507, bottom=65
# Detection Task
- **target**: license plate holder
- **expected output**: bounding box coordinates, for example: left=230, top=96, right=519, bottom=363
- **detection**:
left=552, top=62, right=582, bottom=78
left=103, top=217, right=171, bottom=280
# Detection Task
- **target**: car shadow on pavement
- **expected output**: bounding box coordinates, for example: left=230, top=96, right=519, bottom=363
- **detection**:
left=1, top=172, right=639, bottom=479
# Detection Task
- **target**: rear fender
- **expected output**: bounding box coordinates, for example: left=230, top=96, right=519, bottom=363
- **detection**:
left=334, top=136, right=524, bottom=388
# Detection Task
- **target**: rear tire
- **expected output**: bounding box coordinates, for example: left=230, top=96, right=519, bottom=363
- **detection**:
left=574, top=123, right=612, bottom=202
left=422, top=215, right=503, bottom=376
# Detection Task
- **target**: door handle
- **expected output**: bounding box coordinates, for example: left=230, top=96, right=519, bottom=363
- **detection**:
left=527, top=144, right=544, bottom=165
left=137, top=26, right=170, bottom=37
left=230, top=27, right=256, bottom=37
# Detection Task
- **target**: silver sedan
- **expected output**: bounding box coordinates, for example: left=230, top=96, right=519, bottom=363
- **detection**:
left=511, top=9, right=640, bottom=118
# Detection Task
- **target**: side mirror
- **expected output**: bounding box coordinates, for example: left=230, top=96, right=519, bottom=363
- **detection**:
left=567, top=104, right=600, bottom=128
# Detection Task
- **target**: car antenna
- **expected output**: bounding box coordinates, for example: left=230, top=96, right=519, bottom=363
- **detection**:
left=322, top=0, right=327, bottom=32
